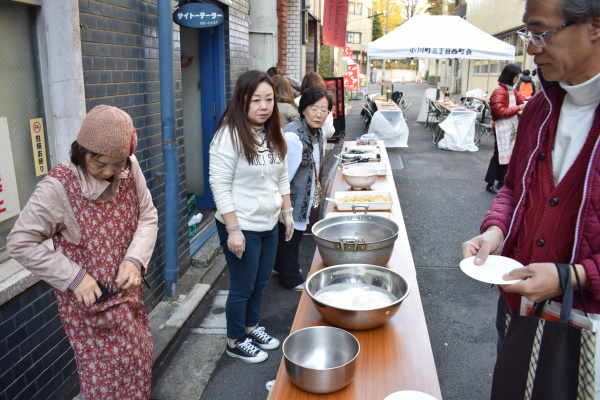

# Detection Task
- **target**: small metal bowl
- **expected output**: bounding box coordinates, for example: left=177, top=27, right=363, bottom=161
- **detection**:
left=306, top=264, right=410, bottom=330
left=342, top=167, right=379, bottom=189
left=283, top=326, right=360, bottom=394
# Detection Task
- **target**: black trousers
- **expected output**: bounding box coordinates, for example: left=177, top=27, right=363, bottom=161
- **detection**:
left=273, top=222, right=305, bottom=289
left=485, top=132, right=508, bottom=188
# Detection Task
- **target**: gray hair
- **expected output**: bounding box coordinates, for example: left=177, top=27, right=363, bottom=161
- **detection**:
left=558, top=0, right=600, bottom=24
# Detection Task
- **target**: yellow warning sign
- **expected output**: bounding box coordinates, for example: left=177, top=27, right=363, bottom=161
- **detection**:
left=30, top=118, right=48, bottom=176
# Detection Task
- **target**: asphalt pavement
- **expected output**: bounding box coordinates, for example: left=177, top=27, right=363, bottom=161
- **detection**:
left=150, top=82, right=501, bottom=400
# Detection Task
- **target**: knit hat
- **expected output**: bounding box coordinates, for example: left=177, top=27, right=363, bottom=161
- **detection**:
left=77, top=105, right=136, bottom=158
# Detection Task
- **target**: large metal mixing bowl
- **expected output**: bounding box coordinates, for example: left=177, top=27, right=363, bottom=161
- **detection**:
left=311, top=214, right=399, bottom=266
left=306, top=264, right=410, bottom=330
left=283, top=326, right=360, bottom=394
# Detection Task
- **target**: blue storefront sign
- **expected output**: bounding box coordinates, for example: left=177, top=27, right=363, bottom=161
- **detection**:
left=173, top=3, right=224, bottom=28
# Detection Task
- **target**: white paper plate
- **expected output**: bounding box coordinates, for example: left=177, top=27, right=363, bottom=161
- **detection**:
left=384, top=391, right=438, bottom=400
left=460, top=255, right=524, bottom=285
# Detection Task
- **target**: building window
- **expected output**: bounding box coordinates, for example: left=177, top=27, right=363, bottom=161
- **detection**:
left=349, top=2, right=363, bottom=15
left=346, top=32, right=361, bottom=44
left=0, top=2, right=46, bottom=260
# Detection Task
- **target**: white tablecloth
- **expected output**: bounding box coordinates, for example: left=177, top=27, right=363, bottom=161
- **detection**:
left=416, top=88, right=437, bottom=123
left=367, top=110, right=409, bottom=147
left=437, top=111, right=478, bottom=152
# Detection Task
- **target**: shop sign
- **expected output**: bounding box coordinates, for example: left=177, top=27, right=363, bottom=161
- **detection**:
left=30, top=118, right=48, bottom=176
left=173, top=3, right=224, bottom=28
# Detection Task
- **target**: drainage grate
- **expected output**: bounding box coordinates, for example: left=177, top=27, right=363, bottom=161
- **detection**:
left=387, top=153, right=404, bottom=170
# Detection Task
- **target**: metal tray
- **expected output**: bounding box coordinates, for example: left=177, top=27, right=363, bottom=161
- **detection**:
left=334, top=191, right=393, bottom=211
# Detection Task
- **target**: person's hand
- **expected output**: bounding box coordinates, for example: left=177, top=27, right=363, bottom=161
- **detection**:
left=519, top=103, right=526, bottom=111
left=74, top=273, right=103, bottom=306
left=226, top=224, right=245, bottom=258
left=281, top=208, right=294, bottom=241
left=461, top=226, right=504, bottom=265
left=500, top=262, right=561, bottom=303
left=116, top=259, right=142, bottom=290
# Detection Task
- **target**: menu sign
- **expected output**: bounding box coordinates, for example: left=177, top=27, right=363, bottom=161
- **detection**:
left=0, top=117, right=21, bottom=222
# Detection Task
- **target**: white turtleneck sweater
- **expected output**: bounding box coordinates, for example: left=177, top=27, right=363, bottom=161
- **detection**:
left=554, top=72, right=600, bottom=184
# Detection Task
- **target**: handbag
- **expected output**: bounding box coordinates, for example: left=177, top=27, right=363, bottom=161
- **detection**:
left=491, top=263, right=596, bottom=400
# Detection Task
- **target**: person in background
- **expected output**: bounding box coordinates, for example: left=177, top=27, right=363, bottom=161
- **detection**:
left=295, top=71, right=336, bottom=144
left=274, top=86, right=333, bottom=291
left=484, top=63, right=527, bottom=194
left=267, top=66, right=301, bottom=97
left=209, top=70, right=294, bottom=363
left=463, top=0, right=600, bottom=388
left=515, top=69, right=537, bottom=98
left=7, top=105, right=158, bottom=400
left=272, top=74, right=299, bottom=127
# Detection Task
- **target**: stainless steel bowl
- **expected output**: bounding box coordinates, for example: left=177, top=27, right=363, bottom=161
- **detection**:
left=306, top=264, right=410, bottom=330
left=311, top=214, right=399, bottom=266
left=341, top=167, right=378, bottom=189
left=283, top=326, right=360, bottom=394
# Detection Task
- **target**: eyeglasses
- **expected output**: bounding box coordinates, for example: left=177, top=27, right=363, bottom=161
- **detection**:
left=307, top=106, right=330, bottom=115
left=517, top=21, right=575, bottom=48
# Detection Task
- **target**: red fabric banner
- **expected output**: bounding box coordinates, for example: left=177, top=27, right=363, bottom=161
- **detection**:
left=343, top=46, right=352, bottom=58
left=343, top=65, right=358, bottom=91
left=323, top=0, right=349, bottom=48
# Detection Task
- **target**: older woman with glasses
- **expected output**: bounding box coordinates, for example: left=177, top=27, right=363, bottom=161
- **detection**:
left=274, top=86, right=333, bottom=291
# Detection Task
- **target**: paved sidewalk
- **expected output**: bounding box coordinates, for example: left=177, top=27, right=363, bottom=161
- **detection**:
left=150, top=83, right=502, bottom=400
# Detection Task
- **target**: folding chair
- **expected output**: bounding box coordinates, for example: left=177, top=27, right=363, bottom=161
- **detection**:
left=474, top=102, right=493, bottom=147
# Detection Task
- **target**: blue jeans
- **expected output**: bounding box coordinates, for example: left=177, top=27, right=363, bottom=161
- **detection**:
left=216, top=220, right=278, bottom=339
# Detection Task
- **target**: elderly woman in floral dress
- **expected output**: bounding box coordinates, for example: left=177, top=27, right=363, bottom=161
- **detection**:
left=8, top=105, right=158, bottom=399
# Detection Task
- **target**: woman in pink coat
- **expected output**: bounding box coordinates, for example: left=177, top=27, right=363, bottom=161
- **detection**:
left=8, top=105, right=158, bottom=400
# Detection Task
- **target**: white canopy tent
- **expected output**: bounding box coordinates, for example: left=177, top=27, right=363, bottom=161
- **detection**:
left=367, top=15, right=515, bottom=61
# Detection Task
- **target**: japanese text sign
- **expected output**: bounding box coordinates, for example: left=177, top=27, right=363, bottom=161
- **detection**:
left=30, top=118, right=48, bottom=176
left=343, top=65, right=358, bottom=91
left=173, top=3, right=224, bottom=28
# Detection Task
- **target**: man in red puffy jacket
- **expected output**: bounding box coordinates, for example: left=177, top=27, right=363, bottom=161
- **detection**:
left=462, top=0, right=600, bottom=353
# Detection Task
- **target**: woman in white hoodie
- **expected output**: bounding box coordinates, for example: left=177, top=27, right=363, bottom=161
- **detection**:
left=209, top=70, right=294, bottom=364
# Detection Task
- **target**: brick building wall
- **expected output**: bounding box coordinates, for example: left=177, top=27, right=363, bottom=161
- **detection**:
left=223, top=0, right=251, bottom=100
left=277, top=0, right=289, bottom=71
left=287, top=0, right=302, bottom=82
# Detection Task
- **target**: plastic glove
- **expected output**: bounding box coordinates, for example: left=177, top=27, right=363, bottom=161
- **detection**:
left=226, top=224, right=245, bottom=259
left=281, top=208, right=294, bottom=241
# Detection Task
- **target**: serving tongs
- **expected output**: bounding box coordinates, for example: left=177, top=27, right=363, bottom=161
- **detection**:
left=334, top=154, right=381, bottom=164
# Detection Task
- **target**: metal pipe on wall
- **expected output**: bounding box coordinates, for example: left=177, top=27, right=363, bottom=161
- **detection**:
left=158, top=0, right=179, bottom=299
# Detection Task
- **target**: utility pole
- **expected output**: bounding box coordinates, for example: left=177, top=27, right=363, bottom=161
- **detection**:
left=442, top=0, right=448, bottom=15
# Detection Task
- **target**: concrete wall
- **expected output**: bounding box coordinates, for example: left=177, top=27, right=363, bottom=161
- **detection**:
left=249, top=0, right=277, bottom=71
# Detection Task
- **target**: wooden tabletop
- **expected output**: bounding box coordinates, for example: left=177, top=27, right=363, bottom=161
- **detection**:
left=373, top=99, right=401, bottom=112
left=435, top=100, right=474, bottom=113
left=269, top=142, right=442, bottom=400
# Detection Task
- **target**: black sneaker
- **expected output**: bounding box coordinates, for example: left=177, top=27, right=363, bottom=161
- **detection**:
left=226, top=338, right=268, bottom=363
left=247, top=326, right=280, bottom=350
